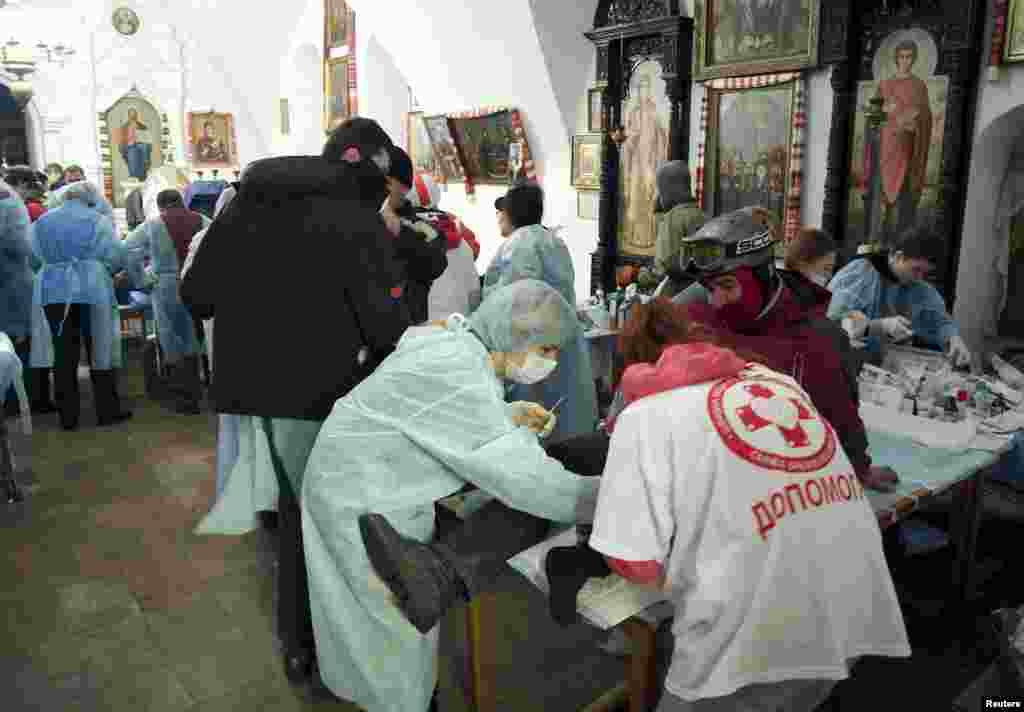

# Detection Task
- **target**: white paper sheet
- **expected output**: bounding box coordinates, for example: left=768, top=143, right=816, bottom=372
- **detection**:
left=507, top=527, right=671, bottom=630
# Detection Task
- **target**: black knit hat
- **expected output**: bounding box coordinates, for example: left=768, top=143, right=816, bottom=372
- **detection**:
left=494, top=183, right=544, bottom=229
left=322, top=117, right=393, bottom=163
left=387, top=145, right=414, bottom=189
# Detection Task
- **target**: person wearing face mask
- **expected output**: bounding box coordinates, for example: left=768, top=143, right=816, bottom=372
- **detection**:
left=783, top=227, right=837, bottom=289
left=483, top=183, right=598, bottom=440
left=676, top=208, right=899, bottom=493
left=267, top=280, right=596, bottom=712
left=827, top=225, right=971, bottom=368
left=182, top=117, right=412, bottom=689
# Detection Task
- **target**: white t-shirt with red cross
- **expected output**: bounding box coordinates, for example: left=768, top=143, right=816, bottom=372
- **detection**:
left=589, top=365, right=910, bottom=702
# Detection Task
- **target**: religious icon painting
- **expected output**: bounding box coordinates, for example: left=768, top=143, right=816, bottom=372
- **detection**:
left=405, top=111, right=437, bottom=178
left=846, top=28, right=948, bottom=252
left=449, top=110, right=519, bottom=185
left=101, top=89, right=166, bottom=209
left=112, top=6, right=141, bottom=36
left=422, top=115, right=465, bottom=183
left=186, top=112, right=238, bottom=169
left=693, top=0, right=820, bottom=80
left=324, top=0, right=354, bottom=53
left=324, top=57, right=352, bottom=132
left=618, top=60, right=671, bottom=258
left=1004, top=0, right=1024, bottom=63
left=571, top=133, right=602, bottom=191
left=698, top=73, right=805, bottom=245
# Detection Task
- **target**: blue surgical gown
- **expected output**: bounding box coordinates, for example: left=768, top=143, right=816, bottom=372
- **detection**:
left=123, top=216, right=209, bottom=361
left=827, top=257, right=959, bottom=359
left=31, top=201, right=125, bottom=369
left=480, top=225, right=598, bottom=439
left=199, top=324, right=600, bottom=712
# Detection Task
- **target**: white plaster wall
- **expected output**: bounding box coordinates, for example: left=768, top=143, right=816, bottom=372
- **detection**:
left=952, top=4, right=1024, bottom=359
left=276, top=0, right=327, bottom=157
left=357, top=35, right=408, bottom=150
left=6, top=0, right=305, bottom=182
left=346, top=0, right=601, bottom=299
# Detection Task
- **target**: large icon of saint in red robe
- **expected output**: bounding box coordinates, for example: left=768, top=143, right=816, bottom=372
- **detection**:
left=864, top=41, right=932, bottom=240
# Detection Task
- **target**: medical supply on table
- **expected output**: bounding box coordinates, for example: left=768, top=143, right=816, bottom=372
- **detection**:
left=992, top=353, right=1024, bottom=390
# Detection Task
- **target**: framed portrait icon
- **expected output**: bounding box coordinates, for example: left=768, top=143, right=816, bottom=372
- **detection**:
left=693, top=0, right=820, bottom=80
left=571, top=133, right=603, bottom=191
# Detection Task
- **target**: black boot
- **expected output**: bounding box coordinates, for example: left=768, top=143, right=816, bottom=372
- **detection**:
left=30, top=368, right=56, bottom=414
left=282, top=646, right=314, bottom=685
left=543, top=543, right=611, bottom=626
left=168, top=356, right=201, bottom=414
left=92, top=370, right=132, bottom=426
left=359, top=513, right=470, bottom=635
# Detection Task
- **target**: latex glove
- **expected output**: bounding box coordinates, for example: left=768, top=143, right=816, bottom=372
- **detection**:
left=508, top=401, right=556, bottom=438
left=947, top=335, right=972, bottom=369
left=869, top=316, right=913, bottom=341
left=860, top=465, right=899, bottom=492
left=841, top=310, right=868, bottom=340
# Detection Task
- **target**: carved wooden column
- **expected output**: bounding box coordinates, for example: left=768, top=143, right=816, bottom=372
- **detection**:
left=818, top=0, right=856, bottom=251
left=938, top=44, right=979, bottom=305
left=593, top=40, right=622, bottom=295
left=821, top=61, right=855, bottom=247
left=666, top=21, right=693, bottom=163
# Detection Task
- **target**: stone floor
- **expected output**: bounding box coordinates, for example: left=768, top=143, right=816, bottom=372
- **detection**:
left=2, top=347, right=1022, bottom=711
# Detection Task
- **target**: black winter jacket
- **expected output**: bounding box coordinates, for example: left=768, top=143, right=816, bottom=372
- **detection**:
left=180, top=156, right=411, bottom=420
left=394, top=199, right=448, bottom=324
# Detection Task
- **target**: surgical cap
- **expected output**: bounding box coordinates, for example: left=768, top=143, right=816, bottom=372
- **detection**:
left=48, top=181, right=113, bottom=217
left=468, top=279, right=577, bottom=353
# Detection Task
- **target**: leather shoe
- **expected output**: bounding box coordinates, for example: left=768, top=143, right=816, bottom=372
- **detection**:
left=282, top=647, right=314, bottom=685
left=359, top=512, right=467, bottom=634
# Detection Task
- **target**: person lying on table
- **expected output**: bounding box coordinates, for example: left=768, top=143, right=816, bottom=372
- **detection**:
left=300, top=280, right=599, bottom=712
left=827, top=224, right=972, bottom=368
left=587, top=304, right=912, bottom=712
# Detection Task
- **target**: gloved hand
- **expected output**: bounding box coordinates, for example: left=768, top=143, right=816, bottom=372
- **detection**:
left=841, top=310, right=868, bottom=340
left=508, top=401, right=556, bottom=438
left=947, top=335, right=972, bottom=369
left=869, top=316, right=913, bottom=342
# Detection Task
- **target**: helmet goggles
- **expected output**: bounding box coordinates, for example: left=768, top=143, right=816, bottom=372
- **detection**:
left=680, top=227, right=774, bottom=275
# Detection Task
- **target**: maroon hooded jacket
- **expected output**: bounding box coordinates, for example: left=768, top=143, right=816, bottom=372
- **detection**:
left=685, top=278, right=873, bottom=480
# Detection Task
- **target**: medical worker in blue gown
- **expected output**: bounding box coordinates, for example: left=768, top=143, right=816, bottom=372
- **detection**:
left=299, top=280, right=600, bottom=712
left=481, top=183, right=598, bottom=441
left=123, top=189, right=210, bottom=414
left=31, top=181, right=131, bottom=430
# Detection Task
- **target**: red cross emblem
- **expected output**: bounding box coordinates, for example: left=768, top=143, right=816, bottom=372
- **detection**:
left=708, top=374, right=836, bottom=473
left=735, top=384, right=814, bottom=449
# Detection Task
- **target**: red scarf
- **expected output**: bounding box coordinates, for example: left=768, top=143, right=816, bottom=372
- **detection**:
left=161, top=207, right=204, bottom=266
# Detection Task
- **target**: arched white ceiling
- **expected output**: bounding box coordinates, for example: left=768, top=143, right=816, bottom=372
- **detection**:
left=344, top=0, right=598, bottom=136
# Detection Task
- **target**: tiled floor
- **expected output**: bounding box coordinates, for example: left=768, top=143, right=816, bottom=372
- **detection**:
left=2, top=349, right=1022, bottom=710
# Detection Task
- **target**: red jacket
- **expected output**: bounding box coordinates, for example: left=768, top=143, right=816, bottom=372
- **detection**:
left=684, top=283, right=873, bottom=479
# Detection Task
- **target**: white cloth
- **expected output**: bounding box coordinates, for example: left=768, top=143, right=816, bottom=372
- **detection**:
left=427, top=240, right=480, bottom=321
left=590, top=365, right=910, bottom=703
left=0, top=332, right=31, bottom=434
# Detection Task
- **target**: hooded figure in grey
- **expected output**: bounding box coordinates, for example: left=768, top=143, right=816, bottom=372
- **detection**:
left=653, top=161, right=708, bottom=298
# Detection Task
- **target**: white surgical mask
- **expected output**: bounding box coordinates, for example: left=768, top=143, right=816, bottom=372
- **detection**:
left=506, top=352, right=558, bottom=385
